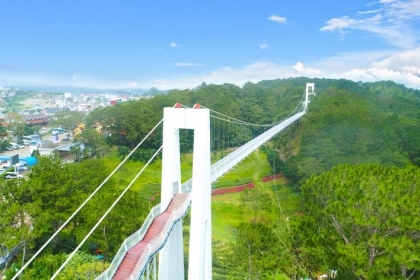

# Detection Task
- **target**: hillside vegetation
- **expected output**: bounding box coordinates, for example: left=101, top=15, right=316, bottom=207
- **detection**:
left=1, top=78, right=420, bottom=279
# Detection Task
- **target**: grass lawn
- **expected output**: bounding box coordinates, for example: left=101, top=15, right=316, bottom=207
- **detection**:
left=211, top=149, right=292, bottom=242
left=212, top=149, right=272, bottom=188
left=104, top=151, right=193, bottom=197
left=212, top=193, right=249, bottom=243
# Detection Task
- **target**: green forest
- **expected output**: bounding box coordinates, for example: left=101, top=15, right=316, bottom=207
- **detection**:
left=1, top=77, right=420, bottom=279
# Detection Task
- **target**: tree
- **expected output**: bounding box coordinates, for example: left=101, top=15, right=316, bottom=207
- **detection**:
left=117, top=146, right=130, bottom=159
left=5, top=111, right=24, bottom=135
left=19, top=251, right=106, bottom=280
left=292, top=85, right=412, bottom=182
left=78, top=187, right=150, bottom=258
left=0, top=122, right=10, bottom=150
left=56, top=251, right=107, bottom=280
left=291, top=164, right=420, bottom=279
left=73, top=127, right=109, bottom=158
left=0, top=179, right=39, bottom=279
left=25, top=156, right=112, bottom=255
left=53, top=109, right=85, bottom=130
left=227, top=222, right=284, bottom=279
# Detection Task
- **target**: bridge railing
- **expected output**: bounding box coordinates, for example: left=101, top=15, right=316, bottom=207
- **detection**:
left=96, top=195, right=191, bottom=280
left=125, top=205, right=162, bottom=249
left=182, top=111, right=306, bottom=193
left=96, top=203, right=162, bottom=280
left=127, top=194, right=191, bottom=279
left=211, top=111, right=306, bottom=183
left=181, top=178, right=192, bottom=193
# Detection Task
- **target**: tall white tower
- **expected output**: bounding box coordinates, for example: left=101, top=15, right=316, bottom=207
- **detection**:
left=304, top=83, right=315, bottom=111
left=158, top=104, right=212, bottom=280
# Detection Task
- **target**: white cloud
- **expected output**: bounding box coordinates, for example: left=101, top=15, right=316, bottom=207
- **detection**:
left=173, top=62, right=201, bottom=67
left=380, top=0, right=420, bottom=19
left=320, top=16, right=356, bottom=31
left=320, top=0, right=420, bottom=48
left=366, top=1, right=378, bottom=7
left=268, top=15, right=287, bottom=24
left=3, top=48, right=420, bottom=91
left=342, top=67, right=420, bottom=88
left=401, top=65, right=420, bottom=76
left=316, top=50, right=392, bottom=72
left=206, top=61, right=291, bottom=84
left=371, top=48, right=420, bottom=69
left=380, top=0, right=397, bottom=4
left=186, top=50, right=420, bottom=90
left=152, top=61, right=324, bottom=90
left=169, top=43, right=180, bottom=47
left=358, top=9, right=381, bottom=14
left=260, top=42, right=268, bottom=50
left=149, top=61, right=293, bottom=89
left=293, top=62, right=323, bottom=75
left=311, top=48, right=420, bottom=88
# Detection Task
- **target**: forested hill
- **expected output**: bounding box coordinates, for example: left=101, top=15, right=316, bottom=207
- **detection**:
left=87, top=77, right=420, bottom=182
left=289, top=79, right=420, bottom=182
left=3, top=77, right=419, bottom=279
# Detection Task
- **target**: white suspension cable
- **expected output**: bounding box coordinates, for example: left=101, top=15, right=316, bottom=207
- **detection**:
left=210, top=115, right=274, bottom=127
left=271, top=138, right=291, bottom=233
left=51, top=145, right=163, bottom=279
left=206, top=89, right=306, bottom=127
left=11, top=118, right=164, bottom=280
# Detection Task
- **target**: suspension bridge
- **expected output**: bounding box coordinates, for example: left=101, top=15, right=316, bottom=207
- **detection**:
left=11, top=83, right=315, bottom=280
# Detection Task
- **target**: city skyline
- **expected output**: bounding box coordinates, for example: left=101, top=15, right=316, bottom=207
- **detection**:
left=1, top=0, right=420, bottom=90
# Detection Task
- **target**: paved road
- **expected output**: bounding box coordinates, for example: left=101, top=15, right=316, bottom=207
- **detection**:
left=0, top=132, right=70, bottom=160
left=0, top=145, right=31, bottom=159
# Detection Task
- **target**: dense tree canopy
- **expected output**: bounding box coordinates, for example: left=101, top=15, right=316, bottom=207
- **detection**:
left=279, top=81, right=420, bottom=183
left=292, top=164, right=420, bottom=279
left=52, top=109, right=86, bottom=130
left=0, top=154, right=154, bottom=279
left=85, top=78, right=314, bottom=153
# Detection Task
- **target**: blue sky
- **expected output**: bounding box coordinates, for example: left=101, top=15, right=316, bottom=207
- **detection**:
left=1, top=0, right=420, bottom=90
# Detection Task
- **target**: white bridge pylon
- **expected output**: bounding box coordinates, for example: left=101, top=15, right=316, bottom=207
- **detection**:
left=304, top=82, right=315, bottom=111
left=159, top=103, right=212, bottom=280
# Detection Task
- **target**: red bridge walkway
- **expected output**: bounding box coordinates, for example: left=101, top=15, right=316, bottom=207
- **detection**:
left=112, top=193, right=190, bottom=280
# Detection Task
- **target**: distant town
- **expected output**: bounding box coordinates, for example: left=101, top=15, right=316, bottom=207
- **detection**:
left=0, top=87, right=163, bottom=166
left=0, top=87, right=159, bottom=116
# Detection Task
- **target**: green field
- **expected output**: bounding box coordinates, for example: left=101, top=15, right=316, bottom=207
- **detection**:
left=105, top=148, right=297, bottom=243
left=212, top=192, right=246, bottom=242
